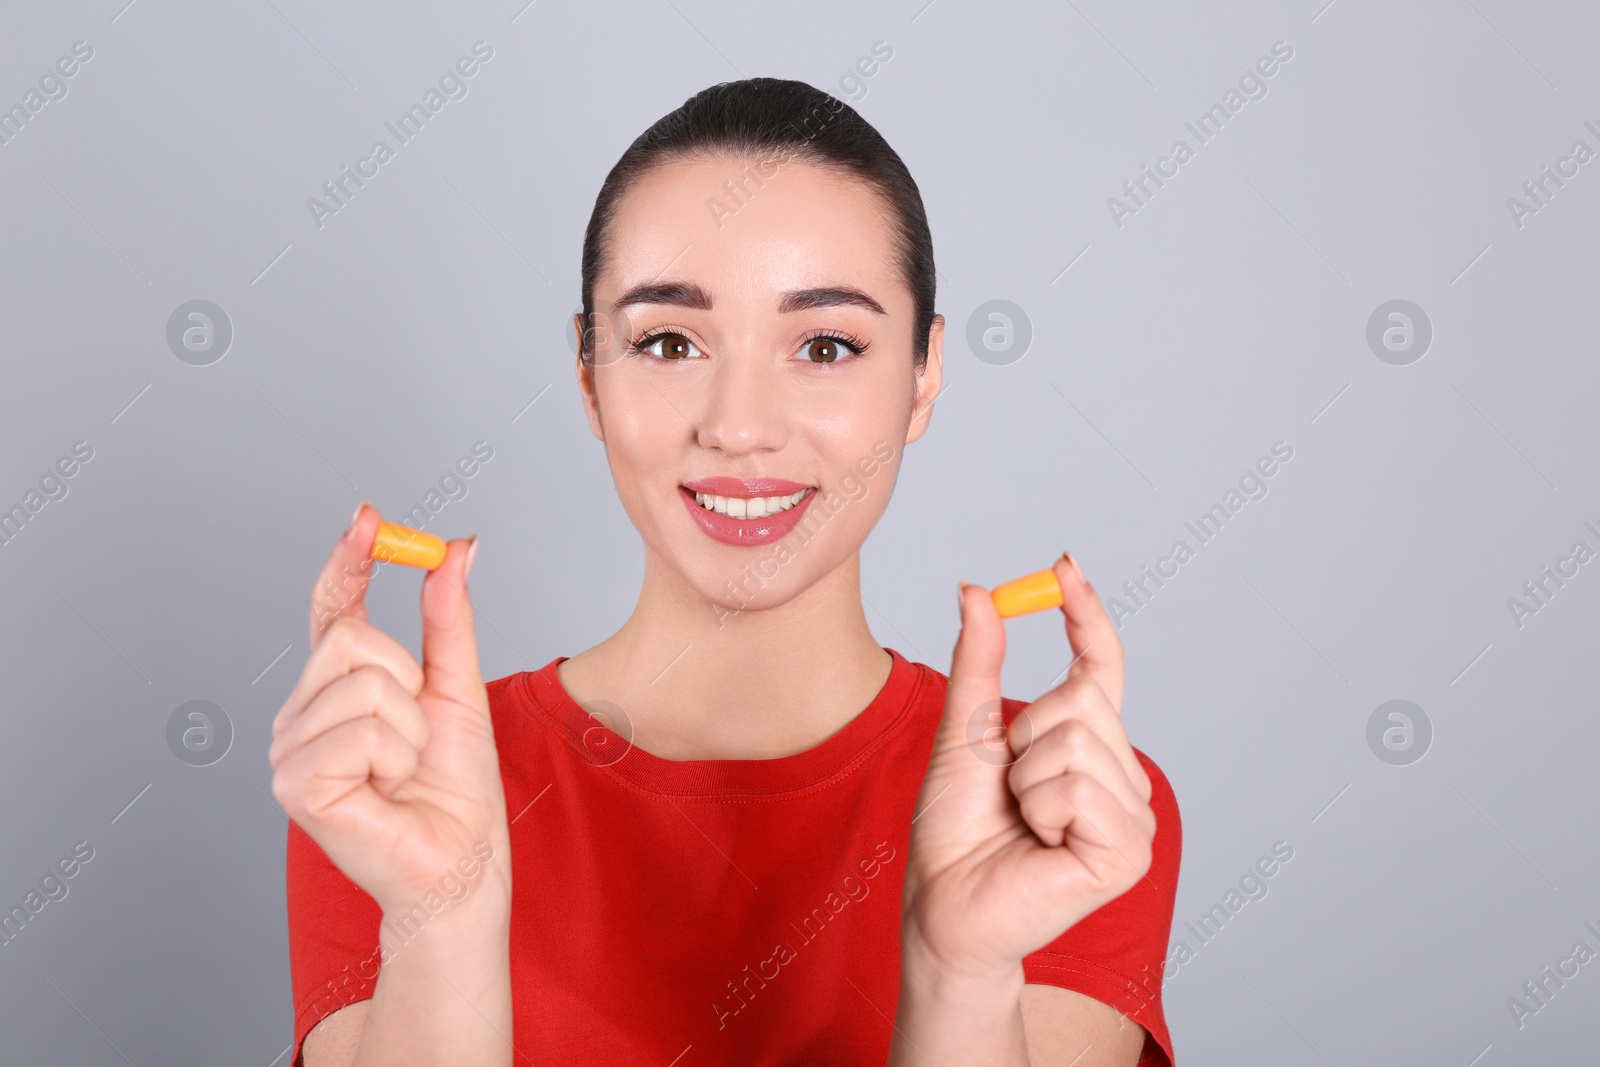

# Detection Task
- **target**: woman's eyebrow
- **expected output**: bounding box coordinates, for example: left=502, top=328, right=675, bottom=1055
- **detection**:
left=609, top=281, right=885, bottom=316
left=611, top=280, right=713, bottom=312
left=777, top=287, right=885, bottom=315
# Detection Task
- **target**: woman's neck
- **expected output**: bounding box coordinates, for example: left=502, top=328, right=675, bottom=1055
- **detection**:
left=556, top=549, right=893, bottom=761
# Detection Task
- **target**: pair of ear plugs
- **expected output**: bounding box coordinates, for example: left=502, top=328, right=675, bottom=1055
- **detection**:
left=989, top=566, right=1066, bottom=618
left=369, top=521, right=449, bottom=570
left=369, top=515, right=1071, bottom=618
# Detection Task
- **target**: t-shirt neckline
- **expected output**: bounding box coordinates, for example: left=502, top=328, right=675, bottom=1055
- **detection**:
left=512, top=646, right=927, bottom=798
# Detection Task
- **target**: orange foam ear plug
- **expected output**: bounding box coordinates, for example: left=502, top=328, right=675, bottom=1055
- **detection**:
left=990, top=567, right=1064, bottom=618
left=371, top=521, right=448, bottom=570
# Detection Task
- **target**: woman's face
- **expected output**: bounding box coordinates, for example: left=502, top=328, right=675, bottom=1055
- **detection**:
left=577, top=154, right=943, bottom=619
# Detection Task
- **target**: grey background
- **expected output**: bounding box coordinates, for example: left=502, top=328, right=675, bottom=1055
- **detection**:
left=1, top=0, right=1596, bottom=1063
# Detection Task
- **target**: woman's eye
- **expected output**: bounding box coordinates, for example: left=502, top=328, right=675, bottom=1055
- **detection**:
left=641, top=333, right=698, bottom=360
left=797, top=337, right=858, bottom=364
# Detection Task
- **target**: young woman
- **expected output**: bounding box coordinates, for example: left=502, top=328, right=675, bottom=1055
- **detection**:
left=272, top=78, right=1180, bottom=1067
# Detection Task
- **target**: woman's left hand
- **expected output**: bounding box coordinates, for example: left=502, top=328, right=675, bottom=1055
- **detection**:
left=900, top=553, right=1156, bottom=986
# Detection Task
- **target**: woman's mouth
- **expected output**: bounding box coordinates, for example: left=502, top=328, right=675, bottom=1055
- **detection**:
left=679, top=477, right=817, bottom=546
left=691, top=488, right=808, bottom=519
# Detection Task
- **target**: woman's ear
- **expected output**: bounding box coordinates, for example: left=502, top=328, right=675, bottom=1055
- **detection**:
left=905, top=314, right=944, bottom=446
left=573, top=313, right=606, bottom=442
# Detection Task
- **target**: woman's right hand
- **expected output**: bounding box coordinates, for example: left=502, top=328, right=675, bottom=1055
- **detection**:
left=270, top=503, right=511, bottom=917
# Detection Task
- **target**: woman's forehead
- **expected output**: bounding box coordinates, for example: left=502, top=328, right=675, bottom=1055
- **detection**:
left=599, top=156, right=905, bottom=310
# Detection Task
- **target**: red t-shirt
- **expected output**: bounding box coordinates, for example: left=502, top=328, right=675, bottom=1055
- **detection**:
left=286, top=647, right=1181, bottom=1066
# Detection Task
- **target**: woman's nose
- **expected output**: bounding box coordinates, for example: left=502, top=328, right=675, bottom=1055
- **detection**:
left=693, top=354, right=789, bottom=457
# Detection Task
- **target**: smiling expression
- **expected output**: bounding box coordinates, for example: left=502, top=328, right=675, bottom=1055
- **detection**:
left=575, top=154, right=943, bottom=612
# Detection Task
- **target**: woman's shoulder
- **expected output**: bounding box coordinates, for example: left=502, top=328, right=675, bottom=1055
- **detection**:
left=485, top=657, right=565, bottom=710
left=485, top=665, right=537, bottom=704
left=483, top=659, right=574, bottom=765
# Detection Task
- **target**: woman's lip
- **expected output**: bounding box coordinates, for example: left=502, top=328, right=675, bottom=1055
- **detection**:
left=679, top=485, right=814, bottom=546
left=681, top=476, right=813, bottom=497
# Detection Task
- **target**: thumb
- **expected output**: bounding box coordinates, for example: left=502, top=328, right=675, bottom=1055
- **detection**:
left=419, top=536, right=487, bottom=709
left=935, top=581, right=1015, bottom=769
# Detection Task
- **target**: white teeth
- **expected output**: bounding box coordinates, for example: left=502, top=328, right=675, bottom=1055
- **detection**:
left=692, top=489, right=807, bottom=519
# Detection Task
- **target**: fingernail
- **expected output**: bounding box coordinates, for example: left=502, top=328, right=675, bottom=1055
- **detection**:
left=957, top=580, right=968, bottom=618
left=346, top=500, right=369, bottom=539
left=465, top=536, right=480, bottom=579
left=1062, top=552, right=1086, bottom=585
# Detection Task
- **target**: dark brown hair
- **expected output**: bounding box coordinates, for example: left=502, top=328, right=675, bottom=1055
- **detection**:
left=579, top=77, right=935, bottom=369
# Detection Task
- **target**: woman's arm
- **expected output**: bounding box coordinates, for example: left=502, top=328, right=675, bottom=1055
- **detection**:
left=1020, top=986, right=1146, bottom=1066
left=275, top=506, right=515, bottom=1067
left=303, top=1003, right=368, bottom=1064
left=888, top=961, right=1144, bottom=1067
left=302, top=897, right=512, bottom=1067
left=892, top=557, right=1158, bottom=1066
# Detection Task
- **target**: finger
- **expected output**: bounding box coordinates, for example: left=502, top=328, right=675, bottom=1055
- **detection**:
left=1014, top=771, right=1153, bottom=878
left=1053, top=554, right=1125, bottom=712
left=1014, top=675, right=1150, bottom=804
left=307, top=502, right=383, bottom=645
left=269, top=664, right=431, bottom=768
left=418, top=536, right=486, bottom=711
left=272, top=714, right=422, bottom=823
left=274, top=615, right=425, bottom=739
left=932, top=580, right=1007, bottom=766
left=1008, top=718, right=1147, bottom=816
